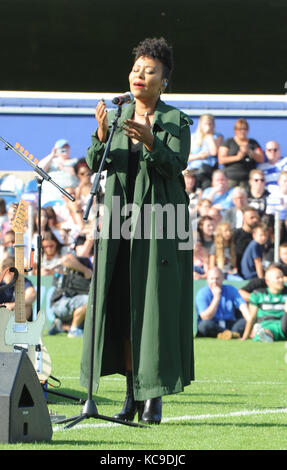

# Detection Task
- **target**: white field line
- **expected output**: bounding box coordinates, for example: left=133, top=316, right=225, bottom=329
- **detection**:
left=53, top=407, right=287, bottom=432
left=59, top=376, right=287, bottom=386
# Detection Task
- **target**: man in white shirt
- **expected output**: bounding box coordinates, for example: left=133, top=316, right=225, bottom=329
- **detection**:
left=258, top=141, right=287, bottom=192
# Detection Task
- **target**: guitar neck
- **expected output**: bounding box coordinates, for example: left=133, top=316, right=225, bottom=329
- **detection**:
left=14, top=232, right=26, bottom=323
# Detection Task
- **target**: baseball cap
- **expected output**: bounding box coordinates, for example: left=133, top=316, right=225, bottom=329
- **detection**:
left=55, top=139, right=70, bottom=149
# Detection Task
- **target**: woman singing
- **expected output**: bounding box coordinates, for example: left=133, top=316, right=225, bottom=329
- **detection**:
left=80, top=37, right=194, bottom=425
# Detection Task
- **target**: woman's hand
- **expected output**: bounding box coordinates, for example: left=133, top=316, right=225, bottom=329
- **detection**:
left=123, top=114, right=154, bottom=151
left=95, top=100, right=108, bottom=142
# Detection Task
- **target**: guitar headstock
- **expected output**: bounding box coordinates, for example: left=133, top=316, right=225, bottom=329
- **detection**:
left=15, top=142, right=39, bottom=165
left=11, top=200, right=27, bottom=234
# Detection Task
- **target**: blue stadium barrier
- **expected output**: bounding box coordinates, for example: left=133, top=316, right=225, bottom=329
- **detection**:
left=0, top=91, right=287, bottom=174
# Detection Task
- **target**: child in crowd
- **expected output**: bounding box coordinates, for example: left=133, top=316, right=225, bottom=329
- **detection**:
left=193, top=241, right=209, bottom=280
left=240, top=223, right=269, bottom=280
left=209, top=222, right=242, bottom=280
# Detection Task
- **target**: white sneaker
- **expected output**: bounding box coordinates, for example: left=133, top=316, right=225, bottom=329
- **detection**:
left=253, top=323, right=273, bottom=342
left=67, top=327, right=84, bottom=338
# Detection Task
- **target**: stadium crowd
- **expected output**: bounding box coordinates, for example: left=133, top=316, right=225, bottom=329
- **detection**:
left=1, top=115, right=287, bottom=342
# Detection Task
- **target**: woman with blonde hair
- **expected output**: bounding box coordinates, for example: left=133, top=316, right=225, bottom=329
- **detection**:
left=209, top=222, right=243, bottom=280
left=187, top=113, right=223, bottom=189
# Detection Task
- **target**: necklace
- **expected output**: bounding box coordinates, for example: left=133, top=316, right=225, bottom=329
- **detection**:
left=135, top=109, right=154, bottom=117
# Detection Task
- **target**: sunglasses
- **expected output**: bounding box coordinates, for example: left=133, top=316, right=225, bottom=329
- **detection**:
left=235, top=127, right=248, bottom=131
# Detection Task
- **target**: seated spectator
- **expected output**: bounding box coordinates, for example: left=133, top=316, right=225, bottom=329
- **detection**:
left=0, top=198, right=8, bottom=226
left=266, top=170, right=287, bottom=222
left=195, top=267, right=250, bottom=339
left=2, top=202, right=18, bottom=236
left=52, top=186, right=85, bottom=238
left=247, top=169, right=270, bottom=217
left=201, top=170, right=234, bottom=212
left=37, top=230, right=68, bottom=276
left=193, top=241, right=209, bottom=280
left=223, top=186, right=247, bottom=229
left=74, top=158, right=96, bottom=213
left=278, top=243, right=287, bottom=281
left=197, top=215, right=215, bottom=250
left=209, top=222, right=243, bottom=280
left=242, top=264, right=287, bottom=342
left=240, top=223, right=269, bottom=280
left=258, top=140, right=287, bottom=192
left=196, top=198, right=212, bottom=220
left=218, top=118, right=264, bottom=188
left=0, top=256, right=36, bottom=321
left=2, top=230, right=15, bottom=258
left=239, top=242, right=287, bottom=302
left=187, top=114, right=222, bottom=189
left=233, top=206, right=260, bottom=275
left=72, top=223, right=94, bottom=262
left=207, top=206, right=222, bottom=228
left=48, top=253, right=92, bottom=338
left=38, top=139, right=79, bottom=206
left=183, top=169, right=202, bottom=217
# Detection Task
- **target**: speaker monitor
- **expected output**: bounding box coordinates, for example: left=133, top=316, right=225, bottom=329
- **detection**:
left=0, top=351, right=53, bottom=443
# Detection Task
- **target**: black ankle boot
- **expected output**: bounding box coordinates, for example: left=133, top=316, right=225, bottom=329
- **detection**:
left=140, top=397, right=162, bottom=424
left=113, top=371, right=143, bottom=422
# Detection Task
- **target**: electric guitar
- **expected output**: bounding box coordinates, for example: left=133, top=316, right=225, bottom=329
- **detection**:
left=0, top=200, right=52, bottom=382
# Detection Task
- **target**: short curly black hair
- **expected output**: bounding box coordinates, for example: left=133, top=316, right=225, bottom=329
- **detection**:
left=132, top=37, right=173, bottom=80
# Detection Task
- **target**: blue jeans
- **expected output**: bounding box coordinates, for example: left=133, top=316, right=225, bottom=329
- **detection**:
left=197, top=318, right=246, bottom=338
left=53, top=294, right=89, bottom=323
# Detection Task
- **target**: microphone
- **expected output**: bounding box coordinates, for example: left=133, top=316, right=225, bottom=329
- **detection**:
left=112, top=92, right=134, bottom=105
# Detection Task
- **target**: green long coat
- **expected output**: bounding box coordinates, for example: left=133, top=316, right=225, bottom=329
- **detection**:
left=80, top=99, right=194, bottom=401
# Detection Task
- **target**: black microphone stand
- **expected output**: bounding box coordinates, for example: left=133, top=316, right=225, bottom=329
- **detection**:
left=55, top=104, right=146, bottom=429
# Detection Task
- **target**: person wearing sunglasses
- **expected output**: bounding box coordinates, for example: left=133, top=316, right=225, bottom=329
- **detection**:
left=247, top=169, right=270, bottom=217
left=258, top=141, right=287, bottom=192
left=218, top=118, right=264, bottom=189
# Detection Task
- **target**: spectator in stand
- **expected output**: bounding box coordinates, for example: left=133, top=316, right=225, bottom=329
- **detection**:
left=74, top=158, right=96, bottom=214
left=258, top=141, right=287, bottom=192
left=183, top=169, right=202, bottom=217
left=266, top=171, right=287, bottom=230
left=0, top=198, right=8, bottom=227
left=37, top=230, right=68, bottom=276
left=223, top=186, right=247, bottom=229
left=195, top=267, right=250, bottom=339
left=201, top=170, right=234, bottom=212
left=38, top=139, right=79, bottom=206
left=247, top=169, right=270, bottom=217
left=278, top=243, right=287, bottom=281
left=48, top=252, right=92, bottom=338
left=239, top=245, right=287, bottom=303
left=0, top=256, right=36, bottom=321
left=233, top=206, right=260, bottom=275
left=187, top=114, right=222, bottom=189
left=207, top=206, right=222, bottom=228
left=209, top=222, right=242, bottom=280
left=2, top=202, right=18, bottom=236
left=193, top=241, right=209, bottom=280
left=196, top=198, right=212, bottom=219
left=1, top=229, right=15, bottom=261
left=197, top=215, right=215, bottom=250
left=240, top=223, right=269, bottom=280
left=52, top=186, right=85, bottom=239
left=241, top=264, right=287, bottom=342
left=218, top=118, right=264, bottom=189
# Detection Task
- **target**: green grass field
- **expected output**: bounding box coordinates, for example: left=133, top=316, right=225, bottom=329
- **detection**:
left=2, top=334, right=287, bottom=451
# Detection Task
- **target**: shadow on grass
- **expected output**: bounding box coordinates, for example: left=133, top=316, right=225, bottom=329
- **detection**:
left=46, top=387, right=113, bottom=405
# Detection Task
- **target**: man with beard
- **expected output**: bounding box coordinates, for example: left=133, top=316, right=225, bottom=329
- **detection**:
left=233, top=206, right=260, bottom=275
